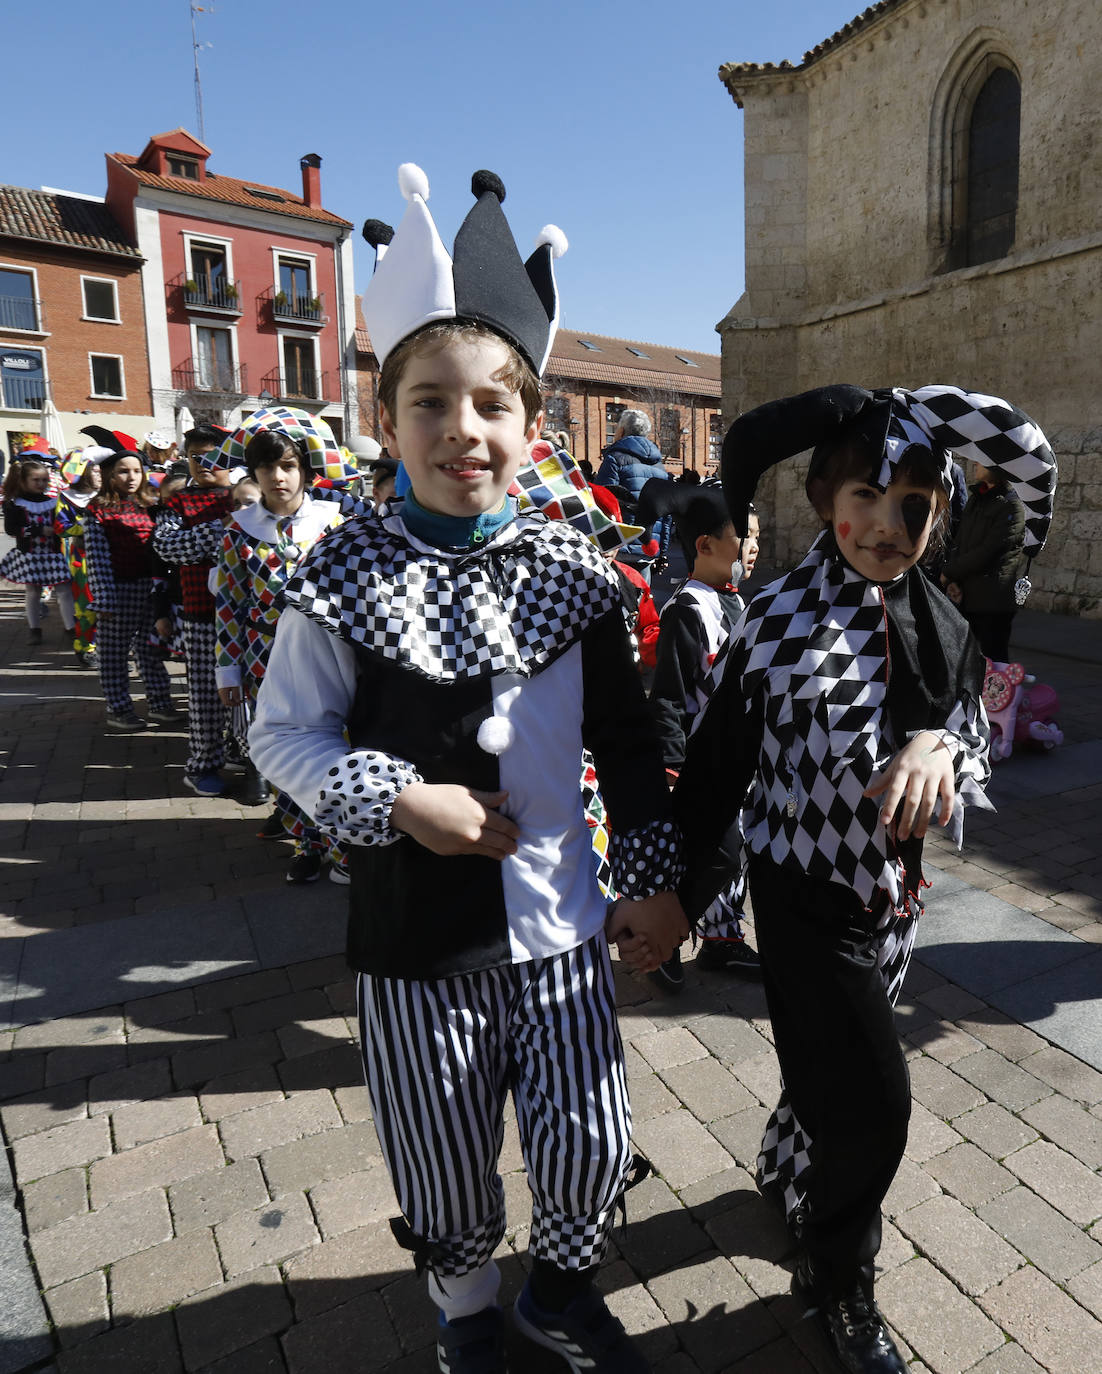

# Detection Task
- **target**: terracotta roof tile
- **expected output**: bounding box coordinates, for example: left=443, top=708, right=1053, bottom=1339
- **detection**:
left=110, top=154, right=352, bottom=229
left=0, top=184, right=140, bottom=258
left=719, top=1, right=903, bottom=97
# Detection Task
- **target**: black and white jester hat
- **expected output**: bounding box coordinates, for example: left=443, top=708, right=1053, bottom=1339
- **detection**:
left=722, top=384, right=1057, bottom=557
left=360, top=164, right=567, bottom=377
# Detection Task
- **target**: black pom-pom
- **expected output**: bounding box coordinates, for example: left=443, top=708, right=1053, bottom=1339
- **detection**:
left=471, top=170, right=505, bottom=203
left=361, top=218, right=395, bottom=247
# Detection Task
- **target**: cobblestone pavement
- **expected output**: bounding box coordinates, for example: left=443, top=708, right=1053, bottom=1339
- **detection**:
left=1, top=580, right=1100, bottom=1374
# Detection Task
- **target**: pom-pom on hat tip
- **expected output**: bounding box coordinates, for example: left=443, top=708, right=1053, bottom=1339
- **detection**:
left=536, top=225, right=568, bottom=259
left=397, top=163, right=430, bottom=201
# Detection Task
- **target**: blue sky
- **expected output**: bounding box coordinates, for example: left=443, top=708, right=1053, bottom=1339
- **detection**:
left=8, top=0, right=864, bottom=353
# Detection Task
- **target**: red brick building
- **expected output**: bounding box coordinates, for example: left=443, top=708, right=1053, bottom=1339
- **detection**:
left=355, top=313, right=722, bottom=475
left=105, top=130, right=358, bottom=441
left=0, top=185, right=150, bottom=465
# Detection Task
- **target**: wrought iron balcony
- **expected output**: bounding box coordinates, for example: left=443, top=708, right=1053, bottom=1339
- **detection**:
left=261, top=285, right=327, bottom=327
left=0, top=294, right=44, bottom=332
left=259, top=367, right=330, bottom=403
left=179, top=276, right=243, bottom=314
left=172, top=359, right=248, bottom=396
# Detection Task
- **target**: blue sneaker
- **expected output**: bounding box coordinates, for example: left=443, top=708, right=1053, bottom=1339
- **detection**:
left=437, top=1306, right=505, bottom=1374
left=513, top=1282, right=647, bottom=1373
left=183, top=771, right=226, bottom=798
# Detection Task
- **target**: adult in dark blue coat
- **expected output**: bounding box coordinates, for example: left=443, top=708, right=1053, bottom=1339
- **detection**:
left=596, top=409, right=671, bottom=580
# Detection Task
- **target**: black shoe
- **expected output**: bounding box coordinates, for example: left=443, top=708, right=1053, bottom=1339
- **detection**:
left=106, top=710, right=148, bottom=733
left=514, top=1282, right=646, bottom=1373
left=256, top=813, right=287, bottom=841
left=647, top=946, right=684, bottom=995
left=695, top=937, right=762, bottom=976
left=239, top=762, right=270, bottom=807
left=285, top=853, right=323, bottom=884
left=28, top=627, right=43, bottom=645
left=793, top=1262, right=905, bottom=1374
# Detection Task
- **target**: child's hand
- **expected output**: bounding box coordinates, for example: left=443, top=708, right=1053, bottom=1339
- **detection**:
left=218, top=686, right=243, bottom=707
left=864, top=731, right=955, bottom=841
left=390, top=782, right=519, bottom=859
left=154, top=617, right=173, bottom=640
left=606, top=892, right=688, bottom=972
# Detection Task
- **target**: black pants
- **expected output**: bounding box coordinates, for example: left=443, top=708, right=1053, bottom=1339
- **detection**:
left=965, top=610, right=1014, bottom=662
left=750, top=856, right=911, bottom=1297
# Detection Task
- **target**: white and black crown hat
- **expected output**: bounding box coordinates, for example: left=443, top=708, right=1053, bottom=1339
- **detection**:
left=361, top=164, right=567, bottom=377
left=722, top=384, right=1057, bottom=557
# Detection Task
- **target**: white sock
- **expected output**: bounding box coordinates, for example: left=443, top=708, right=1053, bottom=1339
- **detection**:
left=429, top=1259, right=501, bottom=1322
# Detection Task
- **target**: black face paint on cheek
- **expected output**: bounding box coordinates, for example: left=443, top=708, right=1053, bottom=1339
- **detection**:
left=903, top=501, right=931, bottom=547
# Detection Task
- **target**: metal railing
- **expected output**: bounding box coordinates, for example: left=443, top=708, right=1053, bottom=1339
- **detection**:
left=0, top=373, right=47, bottom=409
left=261, top=285, right=327, bottom=325
left=181, top=278, right=243, bottom=312
left=259, top=367, right=329, bottom=402
left=0, top=295, right=42, bottom=331
left=172, top=360, right=248, bottom=394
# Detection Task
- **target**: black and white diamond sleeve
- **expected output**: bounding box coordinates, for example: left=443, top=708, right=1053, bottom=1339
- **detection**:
left=315, top=751, right=424, bottom=847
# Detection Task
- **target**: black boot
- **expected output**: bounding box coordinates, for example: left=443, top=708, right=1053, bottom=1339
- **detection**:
left=240, top=762, right=270, bottom=807
left=793, top=1259, right=905, bottom=1374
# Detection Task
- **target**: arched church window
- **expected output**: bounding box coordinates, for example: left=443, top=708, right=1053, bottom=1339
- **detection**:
left=959, top=63, right=1021, bottom=266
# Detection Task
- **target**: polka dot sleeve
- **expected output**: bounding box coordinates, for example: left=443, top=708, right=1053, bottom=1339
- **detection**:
left=609, top=819, right=684, bottom=899
left=313, top=750, right=424, bottom=847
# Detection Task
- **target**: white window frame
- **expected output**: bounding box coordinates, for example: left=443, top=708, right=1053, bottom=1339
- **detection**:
left=181, top=231, right=236, bottom=287
left=80, top=274, right=121, bottom=324
left=88, top=352, right=126, bottom=400
left=189, top=320, right=240, bottom=389
left=270, top=247, right=317, bottom=295
left=0, top=261, right=43, bottom=333
left=277, top=329, right=321, bottom=398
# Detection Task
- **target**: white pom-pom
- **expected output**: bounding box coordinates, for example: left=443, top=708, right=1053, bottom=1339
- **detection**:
left=477, top=716, right=514, bottom=756
left=398, top=163, right=429, bottom=201
left=535, top=224, right=568, bottom=259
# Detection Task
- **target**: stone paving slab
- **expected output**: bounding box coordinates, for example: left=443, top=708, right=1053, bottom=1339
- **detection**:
left=3, top=582, right=1102, bottom=1372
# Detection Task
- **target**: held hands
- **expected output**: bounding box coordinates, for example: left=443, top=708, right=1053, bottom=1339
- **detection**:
left=390, top=781, right=519, bottom=860
left=606, top=891, right=689, bottom=974
left=863, top=731, right=955, bottom=841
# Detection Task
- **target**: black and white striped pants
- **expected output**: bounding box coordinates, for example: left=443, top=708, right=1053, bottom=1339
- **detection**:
left=181, top=619, right=226, bottom=777
left=96, top=580, right=172, bottom=715
left=357, top=932, right=633, bottom=1278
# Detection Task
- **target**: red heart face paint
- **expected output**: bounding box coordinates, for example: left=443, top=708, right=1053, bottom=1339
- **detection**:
left=837, top=521, right=851, bottom=539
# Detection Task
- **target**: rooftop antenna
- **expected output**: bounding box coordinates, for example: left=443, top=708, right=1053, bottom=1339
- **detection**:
left=190, top=3, right=214, bottom=143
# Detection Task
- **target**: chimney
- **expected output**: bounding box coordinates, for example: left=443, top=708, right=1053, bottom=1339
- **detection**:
left=300, top=153, right=322, bottom=207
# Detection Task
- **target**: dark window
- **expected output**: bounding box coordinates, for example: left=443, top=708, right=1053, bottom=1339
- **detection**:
left=579, top=340, right=602, bottom=351
left=675, top=355, right=700, bottom=367
left=605, top=402, right=625, bottom=445
left=660, top=408, right=680, bottom=458
left=545, top=395, right=570, bottom=427
left=708, top=415, right=723, bottom=469
left=90, top=355, right=123, bottom=397
left=82, top=278, right=119, bottom=321
left=168, top=156, right=200, bottom=179
left=283, top=338, right=316, bottom=397
left=196, top=327, right=234, bottom=389
left=0, top=269, right=37, bottom=330
left=626, top=346, right=650, bottom=359
left=188, top=244, right=232, bottom=307
left=1, top=347, right=46, bottom=408
left=964, top=66, right=1020, bottom=266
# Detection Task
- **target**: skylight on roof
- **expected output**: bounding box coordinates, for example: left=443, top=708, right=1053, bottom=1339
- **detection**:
left=626, top=347, right=651, bottom=358
left=578, top=339, right=602, bottom=351
left=674, top=355, right=700, bottom=366
left=245, top=187, right=286, bottom=202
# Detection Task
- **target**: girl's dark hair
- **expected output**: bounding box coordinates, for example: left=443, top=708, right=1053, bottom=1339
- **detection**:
left=806, top=439, right=951, bottom=562
left=379, top=319, right=542, bottom=426
left=94, top=453, right=157, bottom=509
left=3, top=458, right=48, bottom=500
left=244, top=430, right=307, bottom=478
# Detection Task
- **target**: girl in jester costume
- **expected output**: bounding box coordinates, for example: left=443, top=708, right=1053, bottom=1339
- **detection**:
left=674, top=383, right=1055, bottom=1374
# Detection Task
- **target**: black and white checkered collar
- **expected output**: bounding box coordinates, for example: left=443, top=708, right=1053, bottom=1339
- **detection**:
left=282, top=509, right=621, bottom=682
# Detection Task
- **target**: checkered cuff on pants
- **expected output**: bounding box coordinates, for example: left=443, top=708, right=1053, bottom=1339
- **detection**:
left=314, top=751, right=423, bottom=846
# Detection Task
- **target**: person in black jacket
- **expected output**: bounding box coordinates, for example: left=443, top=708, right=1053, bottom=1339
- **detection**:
left=940, top=462, right=1027, bottom=661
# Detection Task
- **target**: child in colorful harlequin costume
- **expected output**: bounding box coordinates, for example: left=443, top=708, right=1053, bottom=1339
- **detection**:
left=57, top=446, right=111, bottom=668
left=674, top=384, right=1055, bottom=1374
left=252, top=165, right=687, bottom=1374
left=212, top=409, right=349, bottom=879
left=152, top=424, right=238, bottom=797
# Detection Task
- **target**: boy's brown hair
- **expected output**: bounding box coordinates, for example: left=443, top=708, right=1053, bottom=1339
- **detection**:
left=378, top=319, right=543, bottom=427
